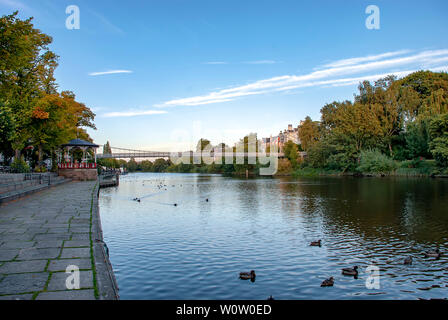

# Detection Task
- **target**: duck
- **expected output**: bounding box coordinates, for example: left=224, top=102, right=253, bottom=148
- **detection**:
left=404, top=256, right=413, bottom=265
left=320, top=277, right=334, bottom=287
left=174, top=203, right=178, bottom=206
left=310, top=240, right=321, bottom=247
left=424, top=249, right=441, bottom=259
left=206, top=198, right=209, bottom=202
left=137, top=199, right=141, bottom=202
left=342, top=266, right=358, bottom=276
left=239, top=270, right=256, bottom=280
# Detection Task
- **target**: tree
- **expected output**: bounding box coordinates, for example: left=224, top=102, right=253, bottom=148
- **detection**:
left=152, top=158, right=170, bottom=172
left=0, top=12, right=96, bottom=165
left=28, top=91, right=95, bottom=166
left=140, top=160, right=153, bottom=172
left=103, top=141, right=112, bottom=154
left=0, top=103, right=16, bottom=162
left=283, top=141, right=299, bottom=168
left=298, top=116, right=320, bottom=151
left=196, top=138, right=211, bottom=152
left=428, top=113, right=448, bottom=167
left=0, top=12, right=56, bottom=158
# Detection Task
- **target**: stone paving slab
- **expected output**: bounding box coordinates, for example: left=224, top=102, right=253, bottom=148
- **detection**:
left=0, top=240, right=35, bottom=249
left=16, top=247, right=61, bottom=260
left=0, top=249, right=19, bottom=261
left=0, top=293, right=34, bottom=300
left=47, top=258, right=91, bottom=271
left=0, top=259, right=47, bottom=274
left=47, top=270, right=93, bottom=291
left=35, top=240, right=64, bottom=248
left=0, top=234, right=34, bottom=241
left=64, top=240, right=90, bottom=247
left=36, top=289, right=95, bottom=300
left=33, top=234, right=71, bottom=242
left=70, top=233, right=90, bottom=240
left=0, top=272, right=49, bottom=295
left=60, top=247, right=90, bottom=259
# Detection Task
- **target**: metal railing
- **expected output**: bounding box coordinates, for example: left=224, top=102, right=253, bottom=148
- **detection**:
left=24, top=173, right=52, bottom=185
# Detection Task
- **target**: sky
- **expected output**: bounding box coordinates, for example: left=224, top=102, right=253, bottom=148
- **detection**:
left=1, top=0, right=448, bottom=152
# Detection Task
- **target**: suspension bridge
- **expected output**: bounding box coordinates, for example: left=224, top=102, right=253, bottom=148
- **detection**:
left=96, top=146, right=284, bottom=159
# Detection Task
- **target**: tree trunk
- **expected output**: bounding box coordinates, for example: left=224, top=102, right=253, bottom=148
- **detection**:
left=38, top=144, right=43, bottom=166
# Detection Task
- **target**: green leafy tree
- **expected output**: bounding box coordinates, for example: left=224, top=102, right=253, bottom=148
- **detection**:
left=428, top=113, right=448, bottom=167
left=283, top=140, right=299, bottom=168
left=127, top=157, right=138, bottom=172
left=298, top=116, right=320, bottom=151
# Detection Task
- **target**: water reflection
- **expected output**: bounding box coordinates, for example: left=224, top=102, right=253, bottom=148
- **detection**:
left=99, top=173, right=448, bottom=300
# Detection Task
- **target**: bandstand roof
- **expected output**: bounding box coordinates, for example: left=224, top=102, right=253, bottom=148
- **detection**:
left=61, top=139, right=99, bottom=148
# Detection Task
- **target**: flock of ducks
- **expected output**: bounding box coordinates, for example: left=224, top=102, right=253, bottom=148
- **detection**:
left=239, top=239, right=443, bottom=297
left=132, top=181, right=210, bottom=207
left=316, top=241, right=442, bottom=287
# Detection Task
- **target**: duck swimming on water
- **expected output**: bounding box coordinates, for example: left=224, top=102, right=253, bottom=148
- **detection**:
left=424, top=249, right=441, bottom=259
left=239, top=270, right=256, bottom=281
left=321, top=277, right=334, bottom=287
left=404, top=256, right=413, bottom=265
left=310, top=240, right=321, bottom=247
left=342, top=266, right=358, bottom=276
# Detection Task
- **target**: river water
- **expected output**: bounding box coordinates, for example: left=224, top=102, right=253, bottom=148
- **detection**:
left=99, top=173, right=448, bottom=300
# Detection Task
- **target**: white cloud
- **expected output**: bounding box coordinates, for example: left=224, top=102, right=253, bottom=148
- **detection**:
left=317, top=50, right=411, bottom=69
left=203, top=61, right=228, bottom=65
left=89, top=70, right=133, bottom=76
left=245, top=60, right=279, bottom=64
left=155, top=49, right=448, bottom=107
left=102, top=110, right=167, bottom=117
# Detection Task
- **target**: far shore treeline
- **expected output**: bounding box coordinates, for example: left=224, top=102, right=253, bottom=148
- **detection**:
left=0, top=12, right=96, bottom=172
left=100, top=71, right=448, bottom=177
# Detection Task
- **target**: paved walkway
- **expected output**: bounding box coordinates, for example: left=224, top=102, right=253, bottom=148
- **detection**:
left=0, top=181, right=113, bottom=300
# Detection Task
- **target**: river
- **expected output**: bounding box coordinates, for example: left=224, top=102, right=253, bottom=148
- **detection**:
left=99, top=173, right=448, bottom=300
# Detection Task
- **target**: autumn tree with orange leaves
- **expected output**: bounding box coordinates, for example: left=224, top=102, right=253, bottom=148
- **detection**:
left=0, top=11, right=95, bottom=168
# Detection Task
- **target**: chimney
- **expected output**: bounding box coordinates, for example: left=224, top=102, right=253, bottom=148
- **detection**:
left=288, top=124, right=292, bottom=131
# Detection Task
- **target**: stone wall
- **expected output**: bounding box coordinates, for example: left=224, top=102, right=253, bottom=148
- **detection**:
left=58, top=168, right=98, bottom=181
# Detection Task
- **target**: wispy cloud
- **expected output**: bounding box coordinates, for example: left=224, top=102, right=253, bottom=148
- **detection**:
left=102, top=110, right=167, bottom=118
left=203, top=61, right=228, bottom=65
left=244, top=60, right=280, bottom=64
left=317, top=50, right=411, bottom=69
left=156, top=49, right=448, bottom=107
left=89, top=70, right=133, bottom=76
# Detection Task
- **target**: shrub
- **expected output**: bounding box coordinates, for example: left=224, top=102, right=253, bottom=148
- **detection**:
left=275, top=158, right=293, bottom=175
left=34, top=165, right=47, bottom=173
left=10, top=157, right=30, bottom=173
left=357, top=149, right=396, bottom=174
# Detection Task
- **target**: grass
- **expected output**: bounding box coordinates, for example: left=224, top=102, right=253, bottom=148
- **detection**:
left=89, top=181, right=99, bottom=300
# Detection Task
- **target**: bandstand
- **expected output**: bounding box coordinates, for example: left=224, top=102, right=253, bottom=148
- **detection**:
left=57, top=139, right=99, bottom=181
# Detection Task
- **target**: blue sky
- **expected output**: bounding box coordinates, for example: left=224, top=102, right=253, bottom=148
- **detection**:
left=1, top=0, right=448, bottom=152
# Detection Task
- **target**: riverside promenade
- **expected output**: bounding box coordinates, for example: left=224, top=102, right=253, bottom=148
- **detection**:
left=0, top=180, right=118, bottom=300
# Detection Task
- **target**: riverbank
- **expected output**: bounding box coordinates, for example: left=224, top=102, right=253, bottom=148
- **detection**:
left=291, top=167, right=448, bottom=178
left=0, top=181, right=118, bottom=300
